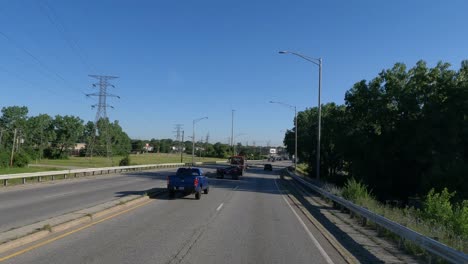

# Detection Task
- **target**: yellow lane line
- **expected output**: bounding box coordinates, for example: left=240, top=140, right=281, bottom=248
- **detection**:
left=0, top=199, right=153, bottom=262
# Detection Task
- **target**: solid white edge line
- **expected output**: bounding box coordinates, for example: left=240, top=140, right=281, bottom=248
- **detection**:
left=274, top=179, right=335, bottom=264
left=216, top=203, right=224, bottom=211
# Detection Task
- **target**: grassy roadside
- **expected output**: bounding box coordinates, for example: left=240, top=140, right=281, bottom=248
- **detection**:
left=0, top=167, right=62, bottom=175
left=0, top=153, right=226, bottom=186
left=292, top=167, right=467, bottom=254
left=295, top=163, right=308, bottom=176
left=34, top=153, right=226, bottom=168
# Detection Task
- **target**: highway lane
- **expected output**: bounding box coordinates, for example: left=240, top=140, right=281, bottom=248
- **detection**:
left=2, top=165, right=347, bottom=264
left=0, top=168, right=178, bottom=232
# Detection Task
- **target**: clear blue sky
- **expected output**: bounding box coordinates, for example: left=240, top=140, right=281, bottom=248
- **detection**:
left=1, top=0, right=467, bottom=146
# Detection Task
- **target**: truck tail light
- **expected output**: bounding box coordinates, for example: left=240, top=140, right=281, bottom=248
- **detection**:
left=194, top=177, right=199, bottom=187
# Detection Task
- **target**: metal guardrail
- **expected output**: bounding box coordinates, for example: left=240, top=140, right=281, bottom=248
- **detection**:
left=0, top=163, right=187, bottom=186
left=285, top=170, right=468, bottom=264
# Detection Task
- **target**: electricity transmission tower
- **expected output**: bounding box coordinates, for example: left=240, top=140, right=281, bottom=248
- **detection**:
left=173, top=124, right=183, bottom=153
left=86, top=75, right=119, bottom=160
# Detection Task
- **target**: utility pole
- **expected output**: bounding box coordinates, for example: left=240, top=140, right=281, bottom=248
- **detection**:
left=10, top=128, right=17, bottom=167
left=231, top=110, right=235, bottom=156
left=204, top=133, right=209, bottom=159
left=180, top=130, right=184, bottom=163
left=86, top=75, right=119, bottom=162
left=199, top=137, right=203, bottom=158
left=192, top=117, right=208, bottom=164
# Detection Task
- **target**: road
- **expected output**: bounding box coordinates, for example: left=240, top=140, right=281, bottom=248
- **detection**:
left=2, top=164, right=347, bottom=264
left=0, top=168, right=175, bottom=232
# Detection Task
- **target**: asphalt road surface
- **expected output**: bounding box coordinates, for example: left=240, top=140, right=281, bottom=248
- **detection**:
left=3, top=164, right=347, bottom=264
left=0, top=168, right=175, bottom=232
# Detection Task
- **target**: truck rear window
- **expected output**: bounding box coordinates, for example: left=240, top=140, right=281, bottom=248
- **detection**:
left=176, top=168, right=201, bottom=176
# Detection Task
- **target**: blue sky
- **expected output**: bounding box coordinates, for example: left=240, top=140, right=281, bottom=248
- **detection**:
left=1, top=0, right=467, bottom=146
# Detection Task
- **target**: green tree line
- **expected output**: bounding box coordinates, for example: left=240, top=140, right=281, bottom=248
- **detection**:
left=0, top=106, right=131, bottom=167
left=131, top=138, right=268, bottom=160
left=284, top=60, right=468, bottom=202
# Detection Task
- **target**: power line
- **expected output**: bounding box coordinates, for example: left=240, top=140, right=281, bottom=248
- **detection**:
left=0, top=65, right=84, bottom=104
left=0, top=30, right=84, bottom=95
left=38, top=0, right=96, bottom=73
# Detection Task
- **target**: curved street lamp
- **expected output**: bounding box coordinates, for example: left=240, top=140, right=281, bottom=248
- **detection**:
left=279, top=50, right=322, bottom=179
left=192, top=116, right=208, bottom=164
left=270, top=101, right=297, bottom=171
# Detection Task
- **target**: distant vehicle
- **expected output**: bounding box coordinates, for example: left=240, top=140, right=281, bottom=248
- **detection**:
left=216, top=165, right=242, bottom=180
left=264, top=164, right=273, bottom=171
left=167, top=167, right=209, bottom=199
left=229, top=155, right=247, bottom=175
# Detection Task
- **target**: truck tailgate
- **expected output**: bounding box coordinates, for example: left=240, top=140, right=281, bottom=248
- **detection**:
left=170, top=175, right=196, bottom=188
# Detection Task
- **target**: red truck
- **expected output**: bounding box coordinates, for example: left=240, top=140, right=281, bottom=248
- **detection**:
left=229, top=155, right=247, bottom=175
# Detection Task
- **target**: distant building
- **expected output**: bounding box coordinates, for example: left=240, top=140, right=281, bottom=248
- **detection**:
left=143, top=144, right=154, bottom=152
left=71, top=143, right=86, bottom=156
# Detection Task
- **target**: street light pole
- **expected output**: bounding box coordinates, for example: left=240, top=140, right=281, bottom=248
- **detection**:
left=317, top=58, right=322, bottom=180
left=270, top=101, right=298, bottom=171
left=231, top=110, right=235, bottom=156
left=279, top=51, right=322, bottom=179
left=192, top=117, right=208, bottom=165
left=294, top=105, right=298, bottom=171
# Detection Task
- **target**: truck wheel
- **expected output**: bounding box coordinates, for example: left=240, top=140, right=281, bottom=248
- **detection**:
left=195, top=191, right=201, bottom=200
left=169, top=190, right=175, bottom=198
left=204, top=186, right=209, bottom=194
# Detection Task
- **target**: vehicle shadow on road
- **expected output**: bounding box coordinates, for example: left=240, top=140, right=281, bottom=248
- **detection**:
left=114, top=190, right=147, bottom=197
left=114, top=186, right=167, bottom=198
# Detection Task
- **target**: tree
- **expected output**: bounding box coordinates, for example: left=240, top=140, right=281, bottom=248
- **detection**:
left=0, top=106, right=29, bottom=150
left=131, top=139, right=144, bottom=153
left=284, top=60, right=468, bottom=202
left=109, top=120, right=131, bottom=156
left=26, top=114, right=55, bottom=159
left=53, top=115, right=84, bottom=158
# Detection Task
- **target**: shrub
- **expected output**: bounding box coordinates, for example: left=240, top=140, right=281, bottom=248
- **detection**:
left=422, top=188, right=455, bottom=226
left=119, top=156, right=130, bottom=166
left=13, top=152, right=30, bottom=167
left=342, top=178, right=372, bottom=203
left=452, top=200, right=468, bottom=238
left=0, top=151, right=10, bottom=167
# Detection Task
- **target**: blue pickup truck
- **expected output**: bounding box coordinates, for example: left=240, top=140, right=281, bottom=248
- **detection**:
left=167, top=167, right=209, bottom=199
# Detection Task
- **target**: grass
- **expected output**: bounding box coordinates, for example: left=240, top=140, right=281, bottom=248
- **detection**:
left=321, top=176, right=468, bottom=254
left=0, top=167, right=62, bottom=175
left=36, top=153, right=226, bottom=168
left=0, top=153, right=226, bottom=187
left=39, top=224, right=52, bottom=232
left=287, top=168, right=467, bottom=256
left=357, top=196, right=467, bottom=253
left=296, top=163, right=309, bottom=176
